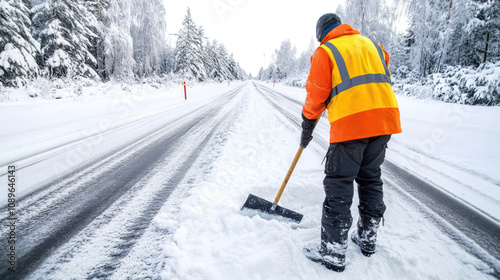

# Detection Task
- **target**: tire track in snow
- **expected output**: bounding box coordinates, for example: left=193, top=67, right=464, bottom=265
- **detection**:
left=254, top=82, right=304, bottom=106
left=253, top=82, right=329, bottom=154
left=0, top=96, right=214, bottom=178
left=389, top=137, right=500, bottom=187
left=87, top=88, right=244, bottom=279
left=0, top=84, right=246, bottom=280
left=384, top=162, right=500, bottom=278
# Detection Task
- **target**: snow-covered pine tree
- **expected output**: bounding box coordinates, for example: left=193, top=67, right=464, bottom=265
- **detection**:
left=405, top=0, right=498, bottom=73
left=31, top=0, right=99, bottom=79
left=196, top=26, right=208, bottom=76
left=216, top=43, right=233, bottom=81
left=203, top=40, right=242, bottom=81
left=433, top=0, right=455, bottom=72
left=257, top=67, right=264, bottom=80
left=82, top=0, right=108, bottom=21
left=406, top=0, right=445, bottom=76
left=430, top=0, right=485, bottom=72
left=130, top=0, right=167, bottom=78
left=273, top=39, right=297, bottom=79
left=0, top=0, right=40, bottom=86
left=388, top=31, right=412, bottom=78
left=234, top=61, right=246, bottom=80
left=227, top=53, right=239, bottom=80
left=161, top=44, right=175, bottom=74
left=258, top=64, right=277, bottom=81
left=440, top=0, right=475, bottom=68
left=82, top=0, right=109, bottom=80
left=21, top=0, right=31, bottom=9
left=460, top=0, right=500, bottom=66
left=204, top=40, right=219, bottom=80
left=268, top=64, right=278, bottom=80
left=478, top=1, right=500, bottom=63
left=296, top=39, right=316, bottom=75
left=174, top=8, right=207, bottom=81
left=337, top=0, right=397, bottom=48
left=99, top=0, right=134, bottom=81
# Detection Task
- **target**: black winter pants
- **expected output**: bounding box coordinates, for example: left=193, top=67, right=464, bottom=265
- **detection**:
left=321, top=135, right=390, bottom=244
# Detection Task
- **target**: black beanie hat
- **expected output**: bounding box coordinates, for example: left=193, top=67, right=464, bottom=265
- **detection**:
left=316, top=13, right=342, bottom=42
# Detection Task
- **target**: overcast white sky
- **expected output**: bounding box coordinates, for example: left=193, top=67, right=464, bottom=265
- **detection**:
left=163, top=0, right=345, bottom=76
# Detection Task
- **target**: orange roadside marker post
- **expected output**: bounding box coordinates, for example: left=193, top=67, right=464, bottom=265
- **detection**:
left=183, top=82, right=187, bottom=100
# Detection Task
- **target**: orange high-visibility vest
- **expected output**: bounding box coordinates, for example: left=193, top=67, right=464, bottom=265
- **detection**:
left=320, top=34, right=402, bottom=142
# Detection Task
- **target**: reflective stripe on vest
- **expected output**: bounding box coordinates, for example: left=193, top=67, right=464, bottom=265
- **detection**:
left=323, top=40, right=392, bottom=106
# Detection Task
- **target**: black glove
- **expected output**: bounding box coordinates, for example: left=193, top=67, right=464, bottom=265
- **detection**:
left=300, top=113, right=317, bottom=148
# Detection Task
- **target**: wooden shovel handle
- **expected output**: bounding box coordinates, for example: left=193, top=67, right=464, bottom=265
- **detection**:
left=273, top=116, right=322, bottom=204
left=273, top=146, right=304, bottom=204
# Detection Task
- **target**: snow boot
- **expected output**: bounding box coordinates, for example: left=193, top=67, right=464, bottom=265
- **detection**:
left=303, top=242, right=346, bottom=272
left=351, top=214, right=381, bottom=257
left=303, top=222, right=349, bottom=272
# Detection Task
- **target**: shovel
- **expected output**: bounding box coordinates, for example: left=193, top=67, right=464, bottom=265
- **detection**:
left=241, top=146, right=305, bottom=223
left=241, top=116, right=322, bottom=223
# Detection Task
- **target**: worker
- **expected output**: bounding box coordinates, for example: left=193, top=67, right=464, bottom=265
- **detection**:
left=301, top=13, right=402, bottom=272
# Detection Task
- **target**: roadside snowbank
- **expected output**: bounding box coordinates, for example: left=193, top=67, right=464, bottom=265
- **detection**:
left=0, top=76, right=236, bottom=102
left=394, top=61, right=500, bottom=105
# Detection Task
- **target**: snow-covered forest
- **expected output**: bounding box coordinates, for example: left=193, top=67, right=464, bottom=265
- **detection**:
left=258, top=0, right=500, bottom=105
left=0, top=1, right=245, bottom=87
left=1, top=0, right=498, bottom=104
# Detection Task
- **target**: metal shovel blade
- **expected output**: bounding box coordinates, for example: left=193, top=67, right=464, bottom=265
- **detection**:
left=241, top=194, right=303, bottom=223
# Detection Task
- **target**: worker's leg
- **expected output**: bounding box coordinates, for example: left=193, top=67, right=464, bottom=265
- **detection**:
left=305, top=138, right=368, bottom=272
left=352, top=135, right=391, bottom=256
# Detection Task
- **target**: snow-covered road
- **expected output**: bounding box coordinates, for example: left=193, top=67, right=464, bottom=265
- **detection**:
left=0, top=81, right=498, bottom=279
left=0, top=83, right=247, bottom=278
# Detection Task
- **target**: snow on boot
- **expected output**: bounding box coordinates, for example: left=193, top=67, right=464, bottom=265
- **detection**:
left=303, top=242, right=346, bottom=272
left=351, top=215, right=381, bottom=257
